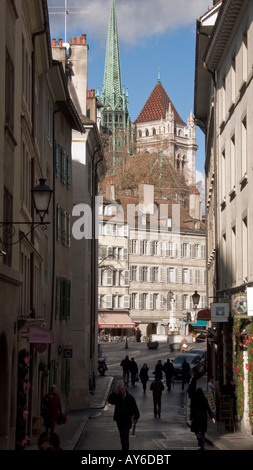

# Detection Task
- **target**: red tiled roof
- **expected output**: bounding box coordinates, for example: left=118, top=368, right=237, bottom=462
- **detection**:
left=135, top=81, right=185, bottom=125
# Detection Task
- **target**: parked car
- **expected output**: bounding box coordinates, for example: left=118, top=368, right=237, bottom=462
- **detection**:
left=172, top=353, right=205, bottom=379
left=188, top=349, right=207, bottom=372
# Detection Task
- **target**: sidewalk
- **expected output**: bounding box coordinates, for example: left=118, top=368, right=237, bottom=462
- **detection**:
left=186, top=375, right=253, bottom=451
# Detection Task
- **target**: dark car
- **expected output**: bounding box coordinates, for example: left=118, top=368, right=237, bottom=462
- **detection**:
left=172, top=353, right=205, bottom=379
left=188, top=349, right=207, bottom=372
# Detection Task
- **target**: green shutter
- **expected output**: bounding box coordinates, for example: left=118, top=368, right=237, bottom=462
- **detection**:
left=56, top=205, right=60, bottom=242
left=55, top=141, right=59, bottom=178
left=60, top=147, right=66, bottom=184
left=67, top=156, right=71, bottom=189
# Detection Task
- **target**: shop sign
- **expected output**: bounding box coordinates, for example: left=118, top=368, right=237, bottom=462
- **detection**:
left=232, top=294, right=247, bottom=318
left=29, top=326, right=54, bottom=344
left=197, top=309, right=211, bottom=321
left=211, top=303, right=229, bottom=322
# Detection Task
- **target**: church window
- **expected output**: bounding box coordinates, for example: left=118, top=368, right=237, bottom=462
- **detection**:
left=145, top=129, right=149, bottom=137
left=152, top=128, right=156, bottom=136
left=139, top=130, right=142, bottom=138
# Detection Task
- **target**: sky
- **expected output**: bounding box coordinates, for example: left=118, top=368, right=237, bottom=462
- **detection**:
left=47, top=0, right=212, bottom=186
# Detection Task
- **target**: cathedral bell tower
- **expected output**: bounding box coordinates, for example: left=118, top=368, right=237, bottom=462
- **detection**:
left=100, top=0, right=131, bottom=163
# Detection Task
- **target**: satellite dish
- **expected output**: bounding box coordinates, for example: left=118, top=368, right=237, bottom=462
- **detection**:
left=63, top=42, right=70, bottom=50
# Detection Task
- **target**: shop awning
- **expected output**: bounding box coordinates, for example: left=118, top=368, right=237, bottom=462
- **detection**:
left=98, top=313, right=135, bottom=329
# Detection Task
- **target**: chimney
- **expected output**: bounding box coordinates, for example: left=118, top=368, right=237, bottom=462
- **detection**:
left=70, top=33, right=88, bottom=115
left=139, top=181, right=154, bottom=215
left=51, top=38, right=67, bottom=71
left=105, top=180, right=115, bottom=201
left=189, top=188, right=201, bottom=221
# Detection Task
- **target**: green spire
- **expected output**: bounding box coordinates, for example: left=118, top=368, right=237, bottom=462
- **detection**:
left=101, top=0, right=122, bottom=108
left=100, top=0, right=129, bottom=134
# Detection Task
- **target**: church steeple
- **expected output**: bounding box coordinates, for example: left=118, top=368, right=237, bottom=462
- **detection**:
left=100, top=0, right=130, bottom=143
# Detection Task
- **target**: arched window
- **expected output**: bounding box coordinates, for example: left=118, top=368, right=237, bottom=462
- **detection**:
left=139, top=130, right=142, bottom=138
left=145, top=129, right=149, bottom=137
left=152, top=128, right=156, bottom=136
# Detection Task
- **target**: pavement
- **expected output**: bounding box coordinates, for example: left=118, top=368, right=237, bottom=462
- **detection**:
left=26, top=372, right=253, bottom=452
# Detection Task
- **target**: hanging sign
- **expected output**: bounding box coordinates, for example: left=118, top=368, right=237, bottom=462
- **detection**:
left=232, top=294, right=247, bottom=318
left=211, top=303, right=229, bottom=322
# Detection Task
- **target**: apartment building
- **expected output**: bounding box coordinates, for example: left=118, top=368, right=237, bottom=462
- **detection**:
left=194, top=0, right=253, bottom=432
left=98, top=182, right=206, bottom=339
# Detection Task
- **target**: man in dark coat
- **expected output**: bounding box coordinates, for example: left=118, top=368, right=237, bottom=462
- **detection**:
left=150, top=375, right=164, bottom=418
left=120, top=355, right=132, bottom=387
left=163, top=359, right=174, bottom=391
left=108, top=385, right=140, bottom=451
left=154, top=360, right=164, bottom=380
left=130, top=357, right=138, bottom=386
left=190, top=388, right=215, bottom=449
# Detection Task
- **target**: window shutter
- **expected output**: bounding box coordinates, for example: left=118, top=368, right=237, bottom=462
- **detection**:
left=105, top=294, right=112, bottom=308
left=138, top=293, right=143, bottom=310
left=123, top=270, right=129, bottom=286
left=67, top=155, right=71, bottom=188
left=123, top=295, right=130, bottom=309
left=55, top=141, right=59, bottom=178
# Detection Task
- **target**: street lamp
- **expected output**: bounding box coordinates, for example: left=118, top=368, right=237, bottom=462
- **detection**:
left=0, top=178, right=53, bottom=250
left=31, top=178, right=53, bottom=224
left=192, top=291, right=200, bottom=308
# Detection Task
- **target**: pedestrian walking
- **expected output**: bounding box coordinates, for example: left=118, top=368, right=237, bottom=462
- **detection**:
left=41, top=385, right=63, bottom=433
left=163, top=359, right=174, bottom=391
left=181, top=358, right=191, bottom=390
left=108, top=384, right=140, bottom=451
left=120, top=355, right=131, bottom=387
left=136, top=327, right=142, bottom=342
left=139, top=363, right=149, bottom=393
left=150, top=375, right=164, bottom=418
left=130, top=357, right=138, bottom=386
left=190, top=388, right=215, bottom=450
left=154, top=359, right=163, bottom=380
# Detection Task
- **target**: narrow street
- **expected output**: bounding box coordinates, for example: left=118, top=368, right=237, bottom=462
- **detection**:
left=76, top=341, right=215, bottom=451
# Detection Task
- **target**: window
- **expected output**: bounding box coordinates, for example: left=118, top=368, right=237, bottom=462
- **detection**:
left=241, top=116, right=247, bottom=177
left=242, top=30, right=248, bottom=83
left=22, top=38, right=31, bottom=114
left=130, top=266, right=137, bottom=281
left=230, top=135, right=236, bottom=190
left=181, top=244, right=188, bottom=258
left=231, top=55, right=236, bottom=103
left=21, top=141, right=31, bottom=211
left=222, top=76, right=226, bottom=122
left=5, top=49, right=14, bottom=132
left=55, top=277, right=71, bottom=320
left=47, top=100, right=53, bottom=143
left=131, top=293, right=137, bottom=309
left=221, top=149, right=226, bottom=201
